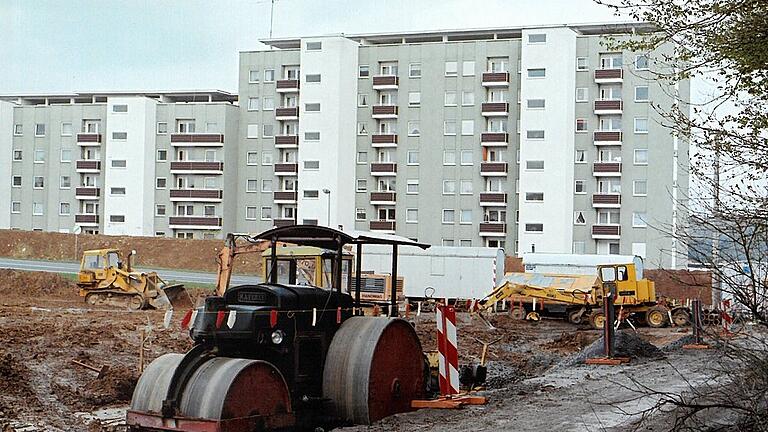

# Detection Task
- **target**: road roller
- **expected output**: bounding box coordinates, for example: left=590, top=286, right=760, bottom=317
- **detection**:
left=127, top=225, right=431, bottom=431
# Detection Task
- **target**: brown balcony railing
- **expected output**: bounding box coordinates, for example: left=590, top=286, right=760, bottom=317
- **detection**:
left=275, top=107, right=299, bottom=118
left=273, top=191, right=298, bottom=201
left=170, top=133, right=224, bottom=143
left=370, top=191, right=396, bottom=203
left=370, top=162, right=397, bottom=174
left=594, top=100, right=623, bottom=111
left=273, top=218, right=296, bottom=228
left=479, top=223, right=507, bottom=233
left=481, top=72, right=510, bottom=85
left=76, top=133, right=102, bottom=143
left=168, top=217, right=222, bottom=227
left=170, top=161, right=224, bottom=172
left=370, top=220, right=396, bottom=231
left=75, top=214, right=99, bottom=224
left=372, top=105, right=398, bottom=116
left=75, top=187, right=100, bottom=197
left=76, top=160, right=101, bottom=170
left=274, top=135, right=299, bottom=146
left=481, top=102, right=509, bottom=114
left=479, top=192, right=507, bottom=204
left=594, top=69, right=623, bottom=80
left=480, top=132, right=509, bottom=143
left=592, top=225, right=621, bottom=236
left=169, top=189, right=223, bottom=200
left=593, top=131, right=623, bottom=142
left=274, top=163, right=298, bottom=174
left=276, top=79, right=300, bottom=91
left=592, top=194, right=622, bottom=205
left=480, top=162, right=508, bottom=174
left=372, top=75, right=399, bottom=87
left=593, top=162, right=622, bottom=174
left=371, top=134, right=398, bottom=144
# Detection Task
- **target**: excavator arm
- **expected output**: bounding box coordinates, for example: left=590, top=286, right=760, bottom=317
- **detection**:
left=215, top=234, right=269, bottom=296
left=478, top=281, right=594, bottom=311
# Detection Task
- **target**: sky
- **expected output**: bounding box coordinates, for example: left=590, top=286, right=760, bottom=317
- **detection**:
left=0, top=0, right=625, bottom=94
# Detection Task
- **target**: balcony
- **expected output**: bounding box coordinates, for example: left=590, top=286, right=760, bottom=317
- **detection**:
left=481, top=102, right=509, bottom=117
left=371, top=105, right=398, bottom=119
left=370, top=162, right=397, bottom=176
left=276, top=79, right=300, bottom=93
left=479, top=192, right=507, bottom=207
left=170, top=161, right=224, bottom=175
left=370, top=191, right=396, bottom=205
left=592, top=193, right=622, bottom=208
left=481, top=72, right=510, bottom=87
left=594, top=68, right=623, bottom=84
left=592, top=162, right=622, bottom=177
left=168, top=217, right=222, bottom=230
left=273, top=191, right=298, bottom=204
left=593, top=130, right=623, bottom=146
left=76, top=133, right=102, bottom=146
left=75, top=214, right=99, bottom=226
left=479, top=223, right=507, bottom=237
left=371, top=133, right=398, bottom=147
left=370, top=220, right=396, bottom=232
left=169, top=189, right=223, bottom=202
left=594, top=99, right=623, bottom=115
left=274, top=163, right=298, bottom=176
left=592, top=224, right=621, bottom=239
left=275, top=107, right=299, bottom=120
left=480, top=162, right=508, bottom=177
left=75, top=160, right=101, bottom=173
left=274, top=135, right=299, bottom=148
left=372, top=75, right=399, bottom=90
left=273, top=218, right=296, bottom=228
left=75, top=187, right=100, bottom=200
left=480, top=132, right=509, bottom=147
left=170, top=133, right=224, bottom=147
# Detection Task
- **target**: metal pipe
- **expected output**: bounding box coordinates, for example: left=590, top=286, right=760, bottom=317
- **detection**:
left=335, top=236, right=343, bottom=294
left=270, top=236, right=278, bottom=284
left=355, top=243, right=362, bottom=314
left=390, top=245, right=398, bottom=317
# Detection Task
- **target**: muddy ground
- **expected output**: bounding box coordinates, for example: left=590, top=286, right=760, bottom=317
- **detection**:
left=0, top=268, right=720, bottom=431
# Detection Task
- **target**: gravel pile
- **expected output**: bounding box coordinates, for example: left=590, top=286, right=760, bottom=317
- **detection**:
left=564, top=330, right=664, bottom=365
left=662, top=335, right=696, bottom=351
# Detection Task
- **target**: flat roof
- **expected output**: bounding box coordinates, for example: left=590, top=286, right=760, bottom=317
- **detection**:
left=258, top=21, right=655, bottom=49
left=0, top=90, right=237, bottom=103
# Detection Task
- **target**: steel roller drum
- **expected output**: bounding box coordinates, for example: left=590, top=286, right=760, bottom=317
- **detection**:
left=322, top=317, right=424, bottom=425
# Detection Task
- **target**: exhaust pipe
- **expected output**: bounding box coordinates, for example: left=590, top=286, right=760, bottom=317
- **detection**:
left=127, top=249, right=136, bottom=272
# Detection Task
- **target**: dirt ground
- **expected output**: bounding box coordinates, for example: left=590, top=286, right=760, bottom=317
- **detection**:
left=0, top=268, right=720, bottom=432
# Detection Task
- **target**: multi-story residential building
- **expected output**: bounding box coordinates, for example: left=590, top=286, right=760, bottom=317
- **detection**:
left=0, top=91, right=239, bottom=239
left=239, top=23, right=689, bottom=268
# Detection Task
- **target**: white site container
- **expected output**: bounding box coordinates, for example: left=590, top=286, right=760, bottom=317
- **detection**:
left=521, top=253, right=645, bottom=279
left=360, top=245, right=505, bottom=300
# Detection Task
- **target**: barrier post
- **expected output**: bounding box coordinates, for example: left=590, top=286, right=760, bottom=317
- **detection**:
left=436, top=304, right=459, bottom=395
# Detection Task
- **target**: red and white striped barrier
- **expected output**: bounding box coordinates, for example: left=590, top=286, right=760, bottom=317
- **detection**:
left=436, top=304, right=459, bottom=395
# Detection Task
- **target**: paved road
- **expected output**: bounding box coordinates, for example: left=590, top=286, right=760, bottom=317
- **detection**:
left=0, top=257, right=263, bottom=286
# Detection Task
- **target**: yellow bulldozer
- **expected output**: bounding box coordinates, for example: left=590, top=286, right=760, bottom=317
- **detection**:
left=77, top=249, right=191, bottom=310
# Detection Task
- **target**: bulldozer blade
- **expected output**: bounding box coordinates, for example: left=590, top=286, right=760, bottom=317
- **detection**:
left=159, top=284, right=193, bottom=310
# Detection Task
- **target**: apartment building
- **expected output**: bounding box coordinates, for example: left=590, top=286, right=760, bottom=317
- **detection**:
left=0, top=91, right=239, bottom=239
left=238, top=23, right=689, bottom=268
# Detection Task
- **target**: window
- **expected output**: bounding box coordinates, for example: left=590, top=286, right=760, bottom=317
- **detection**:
left=406, top=179, right=419, bottom=194
left=576, top=119, right=588, bottom=132
left=13, top=124, right=22, bottom=135
left=156, top=205, right=166, bottom=216
left=112, top=132, right=127, bottom=140
left=262, top=152, right=273, bottom=165
left=304, top=160, right=320, bottom=170
left=60, top=176, right=71, bottom=189
left=460, top=150, right=473, bottom=165
left=443, top=151, right=456, bottom=165
left=245, top=206, right=258, bottom=220
left=635, top=86, right=649, bottom=102
left=407, top=151, right=419, bottom=165
left=112, top=104, right=128, bottom=113
left=263, top=124, right=274, bottom=137
left=525, top=223, right=544, bottom=232
left=304, top=132, right=320, bottom=141
left=59, top=202, right=70, bottom=216
left=527, top=99, right=545, bottom=109
left=460, top=209, right=472, bottom=224
left=305, top=103, right=320, bottom=112
left=573, top=241, right=586, bottom=254
left=408, top=121, right=420, bottom=136
left=12, top=150, right=22, bottom=161
left=264, top=69, right=275, bottom=82
left=358, top=93, right=369, bottom=107
left=462, top=91, right=474, bottom=106
left=443, top=180, right=456, bottom=195
left=634, top=117, right=649, bottom=133
left=526, top=160, right=545, bottom=170
left=444, top=121, right=457, bottom=135
left=12, top=176, right=21, bottom=187
left=356, top=208, right=367, bottom=221
left=598, top=210, right=620, bottom=225
left=248, top=70, right=259, bottom=83
left=303, top=190, right=319, bottom=199
left=32, top=203, right=43, bottom=215
left=462, top=60, right=475, bottom=76
left=246, top=124, right=259, bottom=138
left=526, top=130, right=545, bottom=139
left=61, top=148, right=72, bottom=162
left=111, top=159, right=126, bottom=168
left=377, top=208, right=396, bottom=221
left=525, top=192, right=544, bottom=202
left=460, top=179, right=474, bottom=194
left=575, top=87, right=588, bottom=102
left=61, top=123, right=73, bottom=136
left=357, top=151, right=368, bottom=164
left=635, top=55, right=649, bottom=70
left=33, top=176, right=44, bottom=189
left=11, top=201, right=20, bottom=214
left=177, top=119, right=195, bottom=133
left=445, top=61, right=458, bottom=76
left=408, top=92, right=421, bottom=107
left=600, top=53, right=623, bottom=69
left=575, top=180, right=586, bottom=194
left=633, top=179, right=648, bottom=196
left=406, top=208, right=418, bottom=223
left=247, top=97, right=260, bottom=111
left=461, top=120, right=474, bottom=135
left=528, top=33, right=546, bottom=43
left=356, top=179, right=367, bottom=192
left=263, top=97, right=274, bottom=110
left=306, top=41, right=322, bottom=51
left=527, top=68, right=546, bottom=78
left=487, top=57, right=509, bottom=73
left=409, top=63, right=421, bottom=78
left=246, top=179, right=258, bottom=192
left=633, top=212, right=648, bottom=227
left=576, top=57, right=588, bottom=71
left=357, top=122, right=368, bottom=135
left=379, top=62, right=398, bottom=75
left=358, top=65, right=370, bottom=78
left=261, top=179, right=273, bottom=192
left=634, top=149, right=649, bottom=165
left=574, top=211, right=586, bottom=225
left=442, top=209, right=456, bottom=223
left=444, top=91, right=457, bottom=106
left=35, top=123, right=46, bottom=136
left=111, top=187, right=126, bottom=195
left=246, top=151, right=258, bottom=165
left=442, top=239, right=455, bottom=247
left=575, top=150, right=586, bottom=163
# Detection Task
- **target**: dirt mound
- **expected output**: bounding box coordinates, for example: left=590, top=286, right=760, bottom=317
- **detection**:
left=0, top=350, right=39, bottom=416
left=0, top=269, right=78, bottom=299
left=81, top=366, right=138, bottom=406
left=565, top=330, right=664, bottom=365
left=662, top=334, right=697, bottom=351
left=541, top=331, right=596, bottom=353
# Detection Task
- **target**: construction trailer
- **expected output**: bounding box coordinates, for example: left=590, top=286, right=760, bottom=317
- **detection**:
left=521, top=253, right=645, bottom=277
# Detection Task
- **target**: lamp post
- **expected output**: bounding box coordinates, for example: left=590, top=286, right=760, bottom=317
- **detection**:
left=322, top=189, right=331, bottom=227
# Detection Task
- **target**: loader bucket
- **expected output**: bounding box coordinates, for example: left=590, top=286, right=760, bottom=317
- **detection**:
left=160, top=284, right=193, bottom=310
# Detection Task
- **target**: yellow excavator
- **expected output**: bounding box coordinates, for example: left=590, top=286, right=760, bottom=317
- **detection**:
left=77, top=249, right=191, bottom=310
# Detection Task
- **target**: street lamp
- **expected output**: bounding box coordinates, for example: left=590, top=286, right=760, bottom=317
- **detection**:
left=322, top=189, right=331, bottom=226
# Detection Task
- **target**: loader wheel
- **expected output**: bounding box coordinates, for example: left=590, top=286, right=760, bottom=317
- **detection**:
left=128, top=295, right=145, bottom=311
left=590, top=311, right=606, bottom=330
left=510, top=306, right=526, bottom=321
left=646, top=307, right=669, bottom=328
left=672, top=309, right=691, bottom=326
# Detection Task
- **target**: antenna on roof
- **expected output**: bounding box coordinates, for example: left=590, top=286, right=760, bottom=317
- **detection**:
left=269, top=0, right=276, bottom=49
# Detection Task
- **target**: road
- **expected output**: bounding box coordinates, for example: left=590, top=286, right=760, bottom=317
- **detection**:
left=0, top=257, right=263, bottom=286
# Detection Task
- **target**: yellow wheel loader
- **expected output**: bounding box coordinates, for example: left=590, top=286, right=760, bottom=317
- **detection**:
left=76, top=249, right=191, bottom=310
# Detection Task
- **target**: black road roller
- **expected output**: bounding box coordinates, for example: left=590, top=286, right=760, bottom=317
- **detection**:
left=127, top=225, right=431, bottom=431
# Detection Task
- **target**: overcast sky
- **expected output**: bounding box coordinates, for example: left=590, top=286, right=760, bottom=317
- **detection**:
left=0, top=0, right=626, bottom=94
